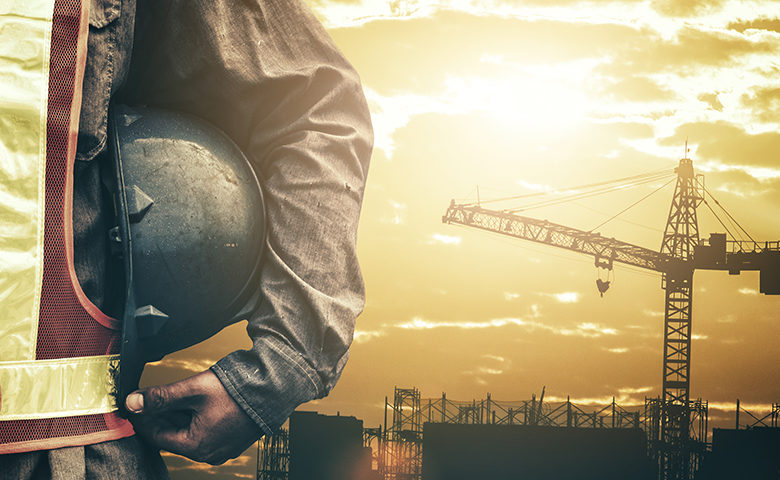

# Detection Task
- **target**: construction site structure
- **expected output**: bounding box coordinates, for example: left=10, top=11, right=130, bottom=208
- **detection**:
left=257, top=428, right=289, bottom=480
left=377, top=386, right=650, bottom=479
left=697, top=403, right=780, bottom=480
left=256, top=388, right=780, bottom=480
left=735, top=400, right=780, bottom=430
left=443, top=156, right=780, bottom=479
left=381, top=387, right=423, bottom=480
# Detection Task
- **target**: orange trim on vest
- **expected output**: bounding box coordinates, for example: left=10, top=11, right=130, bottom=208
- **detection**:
left=62, top=0, right=117, bottom=330
left=0, top=414, right=134, bottom=455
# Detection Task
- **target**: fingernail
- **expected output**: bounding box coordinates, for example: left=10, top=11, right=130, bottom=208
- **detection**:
left=126, top=393, right=144, bottom=413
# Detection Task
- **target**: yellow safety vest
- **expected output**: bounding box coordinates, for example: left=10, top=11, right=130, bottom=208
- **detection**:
left=0, top=0, right=132, bottom=453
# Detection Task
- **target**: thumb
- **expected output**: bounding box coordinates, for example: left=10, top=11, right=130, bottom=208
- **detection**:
left=125, top=382, right=190, bottom=414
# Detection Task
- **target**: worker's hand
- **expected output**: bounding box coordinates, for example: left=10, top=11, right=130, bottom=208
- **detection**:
left=125, top=369, right=262, bottom=465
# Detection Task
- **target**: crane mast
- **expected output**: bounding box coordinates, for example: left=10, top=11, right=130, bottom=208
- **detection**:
left=658, top=158, right=700, bottom=479
left=443, top=158, right=780, bottom=480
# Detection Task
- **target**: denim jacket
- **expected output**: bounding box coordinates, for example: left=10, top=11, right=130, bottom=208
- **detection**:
left=74, top=0, right=373, bottom=435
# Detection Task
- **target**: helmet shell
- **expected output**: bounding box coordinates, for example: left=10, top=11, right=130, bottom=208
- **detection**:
left=111, top=105, right=265, bottom=362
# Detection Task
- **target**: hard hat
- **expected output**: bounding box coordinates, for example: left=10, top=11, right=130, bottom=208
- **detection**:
left=108, top=105, right=265, bottom=401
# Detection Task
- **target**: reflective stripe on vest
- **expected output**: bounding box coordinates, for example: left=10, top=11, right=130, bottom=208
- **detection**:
left=0, top=0, right=133, bottom=453
left=0, top=355, right=119, bottom=420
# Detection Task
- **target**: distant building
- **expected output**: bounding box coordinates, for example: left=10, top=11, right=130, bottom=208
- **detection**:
left=289, top=411, right=378, bottom=480
left=696, top=428, right=780, bottom=480
left=422, top=422, right=655, bottom=480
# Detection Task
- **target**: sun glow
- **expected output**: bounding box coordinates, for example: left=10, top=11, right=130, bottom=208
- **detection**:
left=443, top=66, right=592, bottom=131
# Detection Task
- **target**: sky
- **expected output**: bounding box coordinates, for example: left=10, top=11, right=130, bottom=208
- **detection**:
left=141, top=1, right=780, bottom=477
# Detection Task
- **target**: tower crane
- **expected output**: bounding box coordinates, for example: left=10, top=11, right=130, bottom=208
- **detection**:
left=442, top=157, right=780, bottom=480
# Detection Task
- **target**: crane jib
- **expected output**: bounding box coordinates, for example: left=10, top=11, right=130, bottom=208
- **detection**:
left=443, top=204, right=780, bottom=295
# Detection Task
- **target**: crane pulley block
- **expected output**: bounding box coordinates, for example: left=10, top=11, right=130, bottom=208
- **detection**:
left=595, top=255, right=614, bottom=270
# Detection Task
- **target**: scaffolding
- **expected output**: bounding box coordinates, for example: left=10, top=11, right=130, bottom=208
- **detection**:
left=256, top=389, right=780, bottom=480
left=257, top=429, right=289, bottom=480
left=381, top=387, right=423, bottom=480
left=376, top=387, right=645, bottom=479
left=735, top=400, right=780, bottom=429
left=419, top=393, right=641, bottom=428
left=644, top=397, right=708, bottom=479
left=364, top=426, right=383, bottom=472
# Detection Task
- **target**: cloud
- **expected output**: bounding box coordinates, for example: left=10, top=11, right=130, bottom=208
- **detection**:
left=606, top=347, right=629, bottom=353
left=698, top=93, right=724, bottom=112
left=333, top=12, right=644, bottom=95
left=617, top=386, right=653, bottom=394
left=728, top=17, right=780, bottom=34
left=741, top=86, right=780, bottom=123
left=365, top=66, right=609, bottom=156
left=476, top=367, right=503, bottom=375
left=482, top=354, right=507, bottom=363
left=650, top=0, right=726, bottom=17
left=504, top=292, right=521, bottom=301
left=313, top=0, right=764, bottom=30
left=397, top=316, right=531, bottom=330
left=598, top=26, right=777, bottom=78
left=544, top=393, right=645, bottom=407
left=162, top=450, right=255, bottom=479
left=463, top=354, right=513, bottom=384
left=380, top=198, right=407, bottom=224
left=353, top=329, right=386, bottom=343
left=313, top=0, right=648, bottom=29
left=428, top=233, right=462, bottom=245
left=717, top=314, right=737, bottom=323
left=544, top=385, right=655, bottom=407
left=661, top=121, right=780, bottom=173
left=396, top=314, right=618, bottom=338
left=738, top=287, right=758, bottom=295
left=545, top=291, right=581, bottom=303
left=594, top=76, right=677, bottom=103
left=708, top=401, right=773, bottom=413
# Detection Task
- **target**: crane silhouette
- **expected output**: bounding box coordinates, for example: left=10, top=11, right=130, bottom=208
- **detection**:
left=443, top=156, right=780, bottom=480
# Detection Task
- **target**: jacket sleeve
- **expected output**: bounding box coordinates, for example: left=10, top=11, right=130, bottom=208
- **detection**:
left=126, top=0, right=373, bottom=434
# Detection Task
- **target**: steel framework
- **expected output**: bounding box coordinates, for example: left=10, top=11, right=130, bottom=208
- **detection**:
left=381, top=387, right=423, bottom=480
left=254, top=396, right=780, bottom=479
left=735, top=400, right=780, bottom=429
left=418, top=392, right=641, bottom=429
left=657, top=159, right=702, bottom=479
left=644, top=397, right=708, bottom=479
left=257, top=428, right=289, bottom=480
left=364, top=426, right=383, bottom=472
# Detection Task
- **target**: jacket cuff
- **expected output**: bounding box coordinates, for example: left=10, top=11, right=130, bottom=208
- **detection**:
left=211, top=336, right=322, bottom=436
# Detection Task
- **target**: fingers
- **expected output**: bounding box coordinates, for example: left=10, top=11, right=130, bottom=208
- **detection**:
left=126, top=370, right=259, bottom=465
left=126, top=373, right=210, bottom=459
left=125, top=375, right=204, bottom=414
left=136, top=416, right=198, bottom=459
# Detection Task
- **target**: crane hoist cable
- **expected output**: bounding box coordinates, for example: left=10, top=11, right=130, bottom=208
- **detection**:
left=573, top=202, right=663, bottom=233
left=463, top=167, right=675, bottom=208
left=700, top=198, right=739, bottom=242
left=503, top=172, right=675, bottom=213
left=589, top=177, right=676, bottom=233
left=695, top=177, right=758, bottom=246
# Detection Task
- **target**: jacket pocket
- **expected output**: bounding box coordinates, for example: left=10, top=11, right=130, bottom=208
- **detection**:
left=89, top=0, right=121, bottom=28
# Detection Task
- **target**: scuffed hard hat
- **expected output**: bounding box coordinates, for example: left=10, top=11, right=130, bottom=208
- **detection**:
left=108, top=105, right=265, bottom=404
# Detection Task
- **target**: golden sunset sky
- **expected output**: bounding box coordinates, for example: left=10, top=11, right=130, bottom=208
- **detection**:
left=147, top=1, right=780, bottom=477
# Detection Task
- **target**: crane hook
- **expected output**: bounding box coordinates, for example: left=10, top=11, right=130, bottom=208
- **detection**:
left=596, top=278, right=611, bottom=297
left=595, top=255, right=614, bottom=297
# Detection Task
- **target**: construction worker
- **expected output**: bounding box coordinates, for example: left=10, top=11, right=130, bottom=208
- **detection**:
left=0, top=0, right=372, bottom=477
